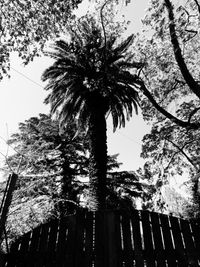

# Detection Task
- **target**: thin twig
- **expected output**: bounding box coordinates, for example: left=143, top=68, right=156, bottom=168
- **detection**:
left=0, top=150, right=13, bottom=173
left=0, top=136, right=25, bottom=159
left=16, top=155, right=23, bottom=174
left=188, top=107, right=200, bottom=123
left=166, top=138, right=198, bottom=169
left=194, top=0, right=200, bottom=14
left=100, top=1, right=109, bottom=48
left=100, top=0, right=111, bottom=66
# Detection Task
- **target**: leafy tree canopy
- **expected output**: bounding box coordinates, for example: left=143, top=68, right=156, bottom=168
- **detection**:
left=3, top=113, right=89, bottom=219
left=5, top=113, right=88, bottom=178
left=132, top=0, right=200, bottom=176
left=0, top=0, right=82, bottom=79
left=131, top=0, right=200, bottom=217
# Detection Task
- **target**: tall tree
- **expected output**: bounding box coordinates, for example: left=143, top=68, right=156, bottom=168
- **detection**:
left=130, top=0, right=200, bottom=217
left=42, top=17, right=143, bottom=210
left=4, top=113, right=88, bottom=214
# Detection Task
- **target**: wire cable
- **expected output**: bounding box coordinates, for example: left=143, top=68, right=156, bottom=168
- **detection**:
left=8, top=66, right=144, bottom=148
left=10, top=66, right=44, bottom=88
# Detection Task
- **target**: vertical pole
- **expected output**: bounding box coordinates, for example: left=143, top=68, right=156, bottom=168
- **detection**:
left=0, top=173, right=18, bottom=244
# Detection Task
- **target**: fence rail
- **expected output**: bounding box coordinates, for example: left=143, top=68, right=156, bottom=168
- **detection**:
left=2, top=209, right=200, bottom=266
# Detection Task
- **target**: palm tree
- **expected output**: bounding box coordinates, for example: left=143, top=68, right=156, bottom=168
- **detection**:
left=41, top=19, right=142, bottom=211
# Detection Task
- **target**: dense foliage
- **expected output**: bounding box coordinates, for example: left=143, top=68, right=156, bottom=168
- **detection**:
left=3, top=113, right=89, bottom=216
left=0, top=0, right=82, bottom=79
left=128, top=0, right=200, bottom=217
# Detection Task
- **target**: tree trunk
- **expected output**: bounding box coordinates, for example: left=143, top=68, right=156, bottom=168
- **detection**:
left=59, top=146, right=76, bottom=215
left=88, top=96, right=108, bottom=211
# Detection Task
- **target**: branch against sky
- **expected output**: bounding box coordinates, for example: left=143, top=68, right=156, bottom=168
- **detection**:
left=137, top=79, right=200, bottom=130
left=164, top=0, right=200, bottom=99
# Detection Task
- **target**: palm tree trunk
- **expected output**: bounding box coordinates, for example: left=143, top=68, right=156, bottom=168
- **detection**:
left=88, top=107, right=107, bottom=211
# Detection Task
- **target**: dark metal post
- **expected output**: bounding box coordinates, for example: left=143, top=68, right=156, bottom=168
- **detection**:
left=0, top=173, right=18, bottom=244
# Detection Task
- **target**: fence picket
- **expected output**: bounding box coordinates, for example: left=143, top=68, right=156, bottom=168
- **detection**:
left=46, top=220, right=59, bottom=267
left=83, top=211, right=94, bottom=267
left=121, top=210, right=133, bottom=267
left=131, top=210, right=144, bottom=267
left=56, top=217, right=68, bottom=266
left=29, top=225, right=42, bottom=267
left=94, top=210, right=106, bottom=267
left=141, top=211, right=155, bottom=266
left=150, top=212, right=166, bottom=267
left=159, top=214, right=177, bottom=267
left=190, top=221, right=200, bottom=261
left=10, top=236, right=21, bottom=253
left=74, top=211, right=86, bottom=267
left=6, top=235, right=21, bottom=267
left=169, top=216, right=187, bottom=266
left=180, top=220, right=199, bottom=266
left=63, top=215, right=77, bottom=266
left=16, top=231, right=31, bottom=266
left=37, top=222, right=50, bottom=266
left=106, top=211, right=122, bottom=267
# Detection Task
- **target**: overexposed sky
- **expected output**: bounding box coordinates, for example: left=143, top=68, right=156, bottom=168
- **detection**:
left=0, top=1, right=150, bottom=177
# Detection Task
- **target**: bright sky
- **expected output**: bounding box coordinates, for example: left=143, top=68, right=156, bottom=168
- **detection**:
left=0, top=0, right=150, bottom=179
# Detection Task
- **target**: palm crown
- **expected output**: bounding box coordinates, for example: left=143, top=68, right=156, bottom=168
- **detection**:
left=42, top=20, right=141, bottom=132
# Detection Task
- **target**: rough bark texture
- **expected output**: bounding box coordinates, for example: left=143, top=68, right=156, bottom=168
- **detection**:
left=87, top=93, right=108, bottom=211
left=54, top=141, right=76, bottom=216
left=60, top=159, right=75, bottom=215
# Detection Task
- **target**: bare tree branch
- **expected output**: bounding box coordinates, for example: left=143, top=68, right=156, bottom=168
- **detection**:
left=164, top=0, right=200, bottom=99
left=136, top=79, right=200, bottom=129
left=194, top=0, right=200, bottom=14
left=158, top=80, right=179, bottom=105
left=100, top=0, right=110, bottom=50
left=166, top=138, right=198, bottom=169
left=188, top=107, right=200, bottom=123
left=178, top=6, right=198, bottom=42
left=163, top=150, right=179, bottom=172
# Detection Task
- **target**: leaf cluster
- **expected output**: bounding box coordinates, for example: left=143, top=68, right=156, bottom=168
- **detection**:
left=0, top=0, right=82, bottom=79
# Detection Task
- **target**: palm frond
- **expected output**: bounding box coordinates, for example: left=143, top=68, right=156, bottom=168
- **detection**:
left=115, top=61, right=145, bottom=69
left=113, top=34, right=134, bottom=56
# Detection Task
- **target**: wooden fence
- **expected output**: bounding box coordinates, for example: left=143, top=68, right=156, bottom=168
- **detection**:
left=1, top=209, right=200, bottom=266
